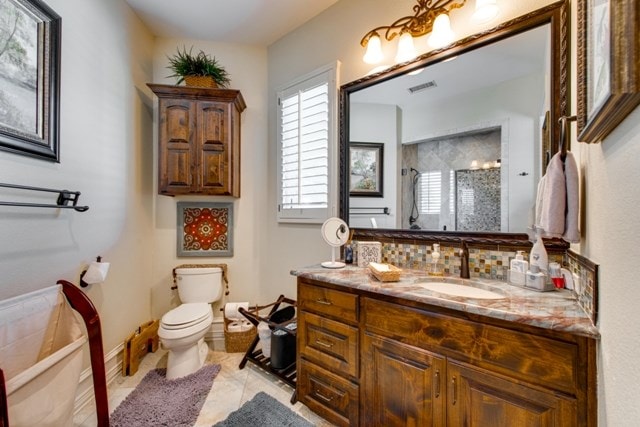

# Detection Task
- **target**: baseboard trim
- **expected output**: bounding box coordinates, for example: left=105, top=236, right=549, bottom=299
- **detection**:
left=73, top=343, right=124, bottom=416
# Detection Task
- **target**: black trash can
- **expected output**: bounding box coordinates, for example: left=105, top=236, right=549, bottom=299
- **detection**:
left=270, top=326, right=296, bottom=370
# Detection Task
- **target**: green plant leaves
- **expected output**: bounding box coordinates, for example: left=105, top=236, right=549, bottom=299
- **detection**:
left=166, top=46, right=231, bottom=87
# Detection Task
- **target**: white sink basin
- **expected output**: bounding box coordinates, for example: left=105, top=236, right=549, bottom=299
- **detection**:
left=409, top=281, right=505, bottom=300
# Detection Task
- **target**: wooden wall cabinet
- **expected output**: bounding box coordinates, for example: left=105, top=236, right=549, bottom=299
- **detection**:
left=148, top=84, right=246, bottom=197
left=296, top=278, right=596, bottom=427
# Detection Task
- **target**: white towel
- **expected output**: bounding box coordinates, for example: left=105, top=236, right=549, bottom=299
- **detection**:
left=535, top=152, right=580, bottom=243
left=563, top=152, right=580, bottom=243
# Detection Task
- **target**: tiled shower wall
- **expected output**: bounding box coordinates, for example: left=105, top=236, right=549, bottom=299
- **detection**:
left=372, top=241, right=597, bottom=323
left=401, top=128, right=501, bottom=230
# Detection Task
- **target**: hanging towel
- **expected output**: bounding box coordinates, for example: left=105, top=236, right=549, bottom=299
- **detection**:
left=535, top=152, right=580, bottom=243
left=563, top=152, right=580, bottom=243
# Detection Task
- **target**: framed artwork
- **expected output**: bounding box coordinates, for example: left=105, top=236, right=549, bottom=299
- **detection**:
left=577, top=0, right=640, bottom=144
left=0, top=0, right=61, bottom=161
left=177, top=202, right=233, bottom=257
left=349, top=142, right=384, bottom=197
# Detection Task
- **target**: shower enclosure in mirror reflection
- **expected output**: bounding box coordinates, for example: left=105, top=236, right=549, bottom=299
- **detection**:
left=341, top=1, right=569, bottom=240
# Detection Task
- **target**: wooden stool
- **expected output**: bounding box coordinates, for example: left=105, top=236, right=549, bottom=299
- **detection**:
left=123, top=320, right=159, bottom=376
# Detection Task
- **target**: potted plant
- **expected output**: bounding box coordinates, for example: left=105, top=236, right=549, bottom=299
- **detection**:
left=166, top=46, right=231, bottom=88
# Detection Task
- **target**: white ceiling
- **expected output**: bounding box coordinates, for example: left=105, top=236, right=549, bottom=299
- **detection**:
left=125, top=0, right=339, bottom=46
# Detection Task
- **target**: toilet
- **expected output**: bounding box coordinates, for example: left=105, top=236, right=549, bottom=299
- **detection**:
left=159, top=267, right=223, bottom=379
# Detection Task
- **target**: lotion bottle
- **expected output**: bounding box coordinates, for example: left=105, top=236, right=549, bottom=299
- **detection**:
left=529, top=227, right=548, bottom=273
left=510, top=251, right=528, bottom=273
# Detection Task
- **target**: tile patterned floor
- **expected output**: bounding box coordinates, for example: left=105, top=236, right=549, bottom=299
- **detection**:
left=73, top=349, right=334, bottom=426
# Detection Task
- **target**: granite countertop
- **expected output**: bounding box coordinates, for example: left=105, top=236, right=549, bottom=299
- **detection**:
left=291, top=264, right=600, bottom=339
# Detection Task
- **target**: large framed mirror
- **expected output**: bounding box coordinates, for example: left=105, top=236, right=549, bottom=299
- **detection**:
left=339, top=1, right=569, bottom=248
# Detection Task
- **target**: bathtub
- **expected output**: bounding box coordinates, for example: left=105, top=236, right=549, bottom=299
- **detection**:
left=0, top=285, right=87, bottom=427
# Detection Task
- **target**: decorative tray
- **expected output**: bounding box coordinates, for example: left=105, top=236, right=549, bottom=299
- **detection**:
left=368, top=262, right=402, bottom=282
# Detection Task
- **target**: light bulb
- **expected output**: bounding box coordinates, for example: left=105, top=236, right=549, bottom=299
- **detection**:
left=428, top=13, right=455, bottom=48
left=472, top=0, right=499, bottom=24
left=363, top=33, right=383, bottom=64
left=395, top=32, right=417, bottom=63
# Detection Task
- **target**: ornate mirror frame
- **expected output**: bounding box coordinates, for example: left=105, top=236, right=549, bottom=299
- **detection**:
left=339, top=0, right=570, bottom=250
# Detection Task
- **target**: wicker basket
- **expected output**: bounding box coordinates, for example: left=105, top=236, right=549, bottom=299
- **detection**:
left=223, top=314, right=256, bottom=353
left=184, top=75, right=218, bottom=88
left=368, top=263, right=402, bottom=282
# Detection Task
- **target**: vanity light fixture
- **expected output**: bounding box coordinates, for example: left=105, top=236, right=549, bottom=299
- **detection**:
left=360, top=0, right=467, bottom=65
left=428, top=13, right=455, bottom=48
left=361, top=0, right=501, bottom=66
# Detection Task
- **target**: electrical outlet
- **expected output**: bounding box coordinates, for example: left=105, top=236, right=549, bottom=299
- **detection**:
left=572, top=273, right=582, bottom=295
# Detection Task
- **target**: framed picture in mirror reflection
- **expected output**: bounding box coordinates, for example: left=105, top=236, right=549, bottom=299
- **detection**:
left=349, top=142, right=383, bottom=197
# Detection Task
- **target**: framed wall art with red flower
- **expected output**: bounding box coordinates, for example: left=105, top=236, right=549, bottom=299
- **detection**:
left=177, top=202, right=233, bottom=257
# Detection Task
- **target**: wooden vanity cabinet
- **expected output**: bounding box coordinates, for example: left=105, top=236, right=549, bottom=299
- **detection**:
left=296, top=278, right=597, bottom=427
left=446, top=361, right=576, bottom=426
left=297, top=282, right=360, bottom=427
left=362, top=332, right=446, bottom=426
left=148, top=84, right=246, bottom=196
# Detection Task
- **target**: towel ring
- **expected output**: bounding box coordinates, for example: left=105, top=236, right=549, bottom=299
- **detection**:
left=558, top=115, right=577, bottom=161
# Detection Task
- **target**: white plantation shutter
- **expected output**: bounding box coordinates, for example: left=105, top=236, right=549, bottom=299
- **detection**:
left=419, top=171, right=441, bottom=215
left=277, top=63, right=338, bottom=223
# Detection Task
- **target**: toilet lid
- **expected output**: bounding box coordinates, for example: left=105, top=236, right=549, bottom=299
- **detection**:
left=161, top=303, right=211, bottom=329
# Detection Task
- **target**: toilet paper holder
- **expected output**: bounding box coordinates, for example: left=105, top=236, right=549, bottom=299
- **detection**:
left=80, top=256, right=110, bottom=287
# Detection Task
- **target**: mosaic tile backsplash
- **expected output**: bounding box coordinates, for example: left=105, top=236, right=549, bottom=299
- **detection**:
left=358, top=241, right=597, bottom=324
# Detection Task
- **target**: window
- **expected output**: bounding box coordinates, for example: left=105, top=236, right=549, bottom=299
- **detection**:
left=419, top=171, right=441, bottom=215
left=277, top=63, right=339, bottom=223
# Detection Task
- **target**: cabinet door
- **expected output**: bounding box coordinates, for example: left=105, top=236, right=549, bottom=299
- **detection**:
left=447, top=361, right=577, bottom=426
left=198, top=101, right=231, bottom=194
left=362, top=333, right=446, bottom=426
left=158, top=99, right=196, bottom=194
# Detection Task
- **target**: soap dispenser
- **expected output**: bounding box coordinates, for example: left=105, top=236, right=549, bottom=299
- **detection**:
left=428, top=243, right=443, bottom=276
left=509, top=251, right=528, bottom=286
left=529, top=227, right=548, bottom=273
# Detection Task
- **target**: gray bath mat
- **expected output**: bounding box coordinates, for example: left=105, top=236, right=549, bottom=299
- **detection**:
left=110, top=364, right=221, bottom=427
left=213, top=391, right=314, bottom=427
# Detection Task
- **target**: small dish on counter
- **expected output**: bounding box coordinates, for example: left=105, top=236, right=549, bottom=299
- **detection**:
left=368, top=262, right=402, bottom=282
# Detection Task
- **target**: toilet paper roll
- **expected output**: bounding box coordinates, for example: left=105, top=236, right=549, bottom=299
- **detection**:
left=224, top=302, right=249, bottom=320
left=83, top=261, right=110, bottom=285
left=227, top=321, right=242, bottom=333
left=239, top=321, right=252, bottom=332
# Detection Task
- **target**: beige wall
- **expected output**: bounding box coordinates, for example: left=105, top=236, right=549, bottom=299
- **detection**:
left=147, top=39, right=269, bottom=319
left=268, top=0, right=640, bottom=425
left=1, top=0, right=638, bottom=424
left=0, top=0, right=155, bottom=352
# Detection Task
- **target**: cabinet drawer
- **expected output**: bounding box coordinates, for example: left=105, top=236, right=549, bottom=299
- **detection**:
left=299, top=311, right=359, bottom=378
left=364, top=298, right=578, bottom=395
left=298, top=359, right=359, bottom=427
left=298, top=282, right=358, bottom=323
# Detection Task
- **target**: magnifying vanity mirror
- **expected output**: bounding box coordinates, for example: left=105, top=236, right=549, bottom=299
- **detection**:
left=339, top=1, right=569, bottom=247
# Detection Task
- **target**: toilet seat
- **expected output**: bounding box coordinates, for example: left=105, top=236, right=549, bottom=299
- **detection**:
left=161, top=303, right=211, bottom=329
left=159, top=303, right=212, bottom=340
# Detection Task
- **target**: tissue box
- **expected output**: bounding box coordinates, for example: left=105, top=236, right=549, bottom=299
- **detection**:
left=357, top=241, right=382, bottom=267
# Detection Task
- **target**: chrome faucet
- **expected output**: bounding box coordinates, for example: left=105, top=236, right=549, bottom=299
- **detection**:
left=459, top=240, right=470, bottom=279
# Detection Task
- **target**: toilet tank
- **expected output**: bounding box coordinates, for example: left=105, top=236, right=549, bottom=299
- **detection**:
left=175, top=267, right=223, bottom=303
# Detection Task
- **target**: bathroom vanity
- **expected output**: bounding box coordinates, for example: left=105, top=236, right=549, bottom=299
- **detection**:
left=292, top=266, right=598, bottom=427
